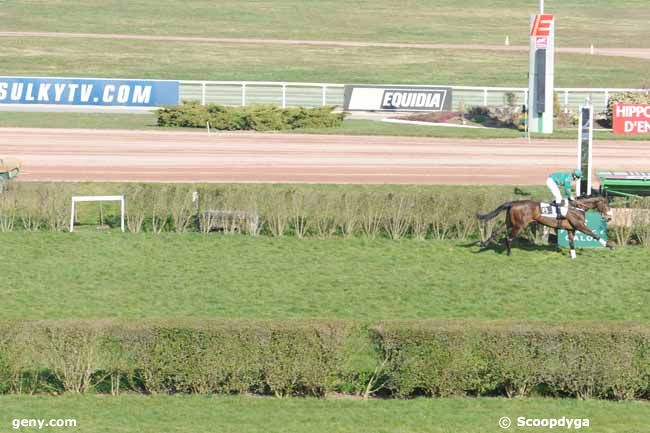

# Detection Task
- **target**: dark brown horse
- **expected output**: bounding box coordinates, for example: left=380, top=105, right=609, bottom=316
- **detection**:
left=477, top=196, right=612, bottom=258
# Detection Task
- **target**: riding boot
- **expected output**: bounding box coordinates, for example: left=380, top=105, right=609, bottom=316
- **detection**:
left=553, top=200, right=566, bottom=220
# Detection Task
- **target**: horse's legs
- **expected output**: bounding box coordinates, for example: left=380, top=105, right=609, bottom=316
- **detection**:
left=482, top=223, right=507, bottom=247
left=571, top=219, right=611, bottom=249
left=504, top=213, right=513, bottom=255
left=505, top=225, right=523, bottom=256
left=568, top=230, right=576, bottom=259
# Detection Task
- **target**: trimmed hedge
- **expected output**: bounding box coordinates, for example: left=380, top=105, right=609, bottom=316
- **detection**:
left=606, top=91, right=650, bottom=127
left=0, top=319, right=358, bottom=397
left=157, top=102, right=345, bottom=130
left=371, top=321, right=650, bottom=400
left=2, top=183, right=523, bottom=243
left=1, top=320, right=650, bottom=399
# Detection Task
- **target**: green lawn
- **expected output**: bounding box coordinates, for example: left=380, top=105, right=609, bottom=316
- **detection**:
left=3, top=113, right=649, bottom=141
left=0, top=395, right=646, bottom=433
left=0, top=112, right=160, bottom=130
left=2, top=0, right=649, bottom=48
left=1, top=232, right=648, bottom=321
left=2, top=37, right=649, bottom=87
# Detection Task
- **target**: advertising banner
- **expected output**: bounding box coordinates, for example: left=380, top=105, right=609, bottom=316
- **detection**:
left=612, top=103, right=650, bottom=134
left=344, top=85, right=452, bottom=112
left=0, top=77, right=179, bottom=107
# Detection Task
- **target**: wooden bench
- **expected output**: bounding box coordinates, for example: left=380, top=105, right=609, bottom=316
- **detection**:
left=198, top=210, right=259, bottom=234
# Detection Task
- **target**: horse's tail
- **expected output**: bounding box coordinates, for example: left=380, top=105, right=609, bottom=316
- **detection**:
left=477, top=202, right=512, bottom=221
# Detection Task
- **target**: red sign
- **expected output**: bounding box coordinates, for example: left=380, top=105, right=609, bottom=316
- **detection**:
left=531, top=14, right=554, bottom=36
left=613, top=104, right=650, bottom=134
left=535, top=36, right=548, bottom=49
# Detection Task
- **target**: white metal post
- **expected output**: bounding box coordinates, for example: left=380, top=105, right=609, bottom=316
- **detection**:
left=322, top=85, right=327, bottom=105
left=201, top=82, right=206, bottom=105
left=121, top=197, right=125, bottom=233
left=540, top=0, right=544, bottom=13
left=282, top=84, right=287, bottom=108
left=564, top=90, right=569, bottom=113
left=69, top=201, right=75, bottom=232
left=576, top=104, right=593, bottom=197
left=604, top=90, right=609, bottom=109
left=241, top=83, right=246, bottom=107
left=483, top=88, right=488, bottom=106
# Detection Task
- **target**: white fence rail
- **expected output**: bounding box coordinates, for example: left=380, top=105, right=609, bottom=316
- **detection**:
left=180, top=80, right=649, bottom=114
left=179, top=81, right=345, bottom=109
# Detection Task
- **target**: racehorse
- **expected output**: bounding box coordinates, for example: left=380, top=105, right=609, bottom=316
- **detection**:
left=477, top=196, right=612, bottom=258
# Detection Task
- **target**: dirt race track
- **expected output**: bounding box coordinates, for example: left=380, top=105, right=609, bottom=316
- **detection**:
left=1, top=128, right=649, bottom=185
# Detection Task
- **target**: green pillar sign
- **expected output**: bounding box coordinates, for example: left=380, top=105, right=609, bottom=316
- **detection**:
left=558, top=211, right=608, bottom=248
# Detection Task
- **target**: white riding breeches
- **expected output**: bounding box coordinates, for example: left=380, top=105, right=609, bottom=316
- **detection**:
left=546, top=177, right=563, bottom=203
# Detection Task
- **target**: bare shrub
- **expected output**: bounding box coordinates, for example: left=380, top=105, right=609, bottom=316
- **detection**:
left=383, top=193, right=413, bottom=240
left=17, top=184, right=46, bottom=231
left=169, top=185, right=195, bottom=233
left=197, top=188, right=220, bottom=234
left=40, top=184, right=71, bottom=232
left=150, top=186, right=170, bottom=234
left=632, top=199, right=650, bottom=247
left=125, top=184, right=148, bottom=233
left=263, top=190, right=290, bottom=237
left=611, top=223, right=633, bottom=247
left=358, top=192, right=385, bottom=239
left=451, top=196, right=478, bottom=241
left=23, top=322, right=106, bottom=394
left=411, top=194, right=433, bottom=240
left=0, top=189, right=17, bottom=232
left=336, top=193, right=359, bottom=238
left=430, top=193, right=452, bottom=240
left=237, top=190, right=261, bottom=236
left=313, top=192, right=338, bottom=238
left=289, top=190, right=314, bottom=238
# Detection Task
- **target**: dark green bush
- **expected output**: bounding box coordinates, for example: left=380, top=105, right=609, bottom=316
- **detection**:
left=157, top=102, right=345, bottom=131
left=0, top=319, right=357, bottom=397
left=1, top=320, right=650, bottom=399
left=371, top=321, right=650, bottom=399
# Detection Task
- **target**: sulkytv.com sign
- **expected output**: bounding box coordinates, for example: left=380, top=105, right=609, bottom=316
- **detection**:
left=343, top=85, right=452, bottom=112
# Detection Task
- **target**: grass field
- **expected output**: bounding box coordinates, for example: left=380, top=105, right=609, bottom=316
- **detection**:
left=3, top=37, right=649, bottom=87
left=3, top=0, right=649, bottom=48
left=4, top=112, right=650, bottom=141
left=0, top=395, right=647, bottom=433
left=1, top=232, right=648, bottom=321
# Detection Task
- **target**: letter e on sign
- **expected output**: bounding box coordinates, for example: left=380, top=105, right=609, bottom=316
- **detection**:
left=531, top=14, right=554, bottom=36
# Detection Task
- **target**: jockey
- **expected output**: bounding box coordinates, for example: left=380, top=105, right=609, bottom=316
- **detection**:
left=546, top=169, right=583, bottom=218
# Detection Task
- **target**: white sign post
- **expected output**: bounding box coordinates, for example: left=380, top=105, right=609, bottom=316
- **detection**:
left=527, top=13, right=555, bottom=134
left=576, top=104, right=594, bottom=196
left=70, top=195, right=125, bottom=232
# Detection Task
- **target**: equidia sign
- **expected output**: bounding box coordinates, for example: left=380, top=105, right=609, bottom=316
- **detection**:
left=0, top=77, right=179, bottom=107
left=344, top=85, right=452, bottom=112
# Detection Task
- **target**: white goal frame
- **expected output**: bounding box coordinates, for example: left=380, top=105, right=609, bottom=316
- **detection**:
left=70, top=195, right=125, bottom=232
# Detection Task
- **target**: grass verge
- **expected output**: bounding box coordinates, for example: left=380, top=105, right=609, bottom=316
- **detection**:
left=0, top=395, right=647, bottom=433
left=2, top=113, right=648, bottom=141
left=0, top=232, right=648, bottom=321
left=2, top=0, right=649, bottom=48
left=2, top=37, right=649, bottom=87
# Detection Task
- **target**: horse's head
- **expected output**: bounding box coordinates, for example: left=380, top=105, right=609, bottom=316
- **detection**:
left=576, top=196, right=611, bottom=221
